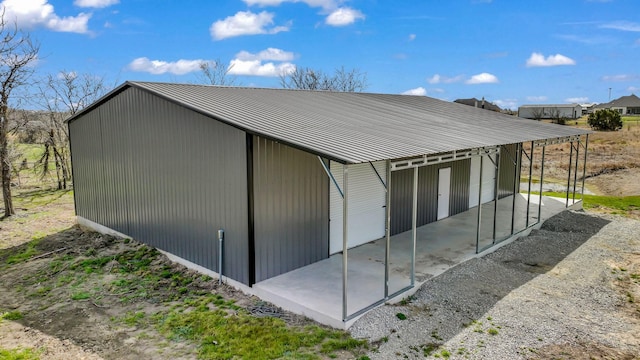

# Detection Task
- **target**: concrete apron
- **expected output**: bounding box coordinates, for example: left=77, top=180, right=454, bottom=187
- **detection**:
left=252, top=194, right=582, bottom=329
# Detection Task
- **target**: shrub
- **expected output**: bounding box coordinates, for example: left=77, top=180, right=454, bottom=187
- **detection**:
left=588, top=109, right=623, bottom=131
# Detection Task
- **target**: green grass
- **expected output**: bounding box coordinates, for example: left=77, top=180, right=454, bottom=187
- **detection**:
left=0, top=347, right=40, bottom=360
left=1, top=311, right=24, bottom=321
left=70, top=291, right=91, bottom=301
left=14, top=144, right=44, bottom=163
left=154, top=295, right=367, bottom=359
left=5, top=240, right=41, bottom=266
left=14, top=189, right=73, bottom=209
left=536, top=192, right=640, bottom=213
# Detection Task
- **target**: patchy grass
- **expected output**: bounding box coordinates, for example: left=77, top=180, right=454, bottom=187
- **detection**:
left=5, top=239, right=41, bottom=266
left=1, top=311, right=24, bottom=321
left=536, top=191, right=640, bottom=215
left=0, top=347, right=41, bottom=360
left=1, top=227, right=369, bottom=359
left=153, top=293, right=366, bottom=359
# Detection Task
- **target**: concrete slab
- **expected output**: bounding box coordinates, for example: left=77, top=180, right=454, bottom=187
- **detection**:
left=252, top=194, right=580, bottom=329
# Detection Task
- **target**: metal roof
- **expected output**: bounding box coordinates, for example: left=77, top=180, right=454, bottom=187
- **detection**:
left=69, top=81, right=590, bottom=164
left=595, top=94, right=640, bottom=109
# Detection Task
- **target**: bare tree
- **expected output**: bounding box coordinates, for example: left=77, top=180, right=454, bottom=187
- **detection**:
left=196, top=59, right=237, bottom=86
left=0, top=12, right=39, bottom=217
left=34, top=71, right=107, bottom=189
left=279, top=66, right=368, bottom=92
left=530, top=107, right=544, bottom=121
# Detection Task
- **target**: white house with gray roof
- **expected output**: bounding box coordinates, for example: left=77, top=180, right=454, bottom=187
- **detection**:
left=595, top=94, right=640, bottom=115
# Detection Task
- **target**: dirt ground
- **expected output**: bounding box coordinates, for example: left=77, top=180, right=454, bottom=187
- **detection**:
left=586, top=167, right=640, bottom=196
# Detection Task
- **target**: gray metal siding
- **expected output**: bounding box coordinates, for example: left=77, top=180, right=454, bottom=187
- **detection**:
left=252, top=136, right=329, bottom=282
left=69, top=87, right=250, bottom=284
left=391, top=159, right=470, bottom=235
left=498, top=143, right=520, bottom=198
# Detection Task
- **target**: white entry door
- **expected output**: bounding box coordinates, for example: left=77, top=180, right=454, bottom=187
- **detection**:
left=437, top=167, right=451, bottom=220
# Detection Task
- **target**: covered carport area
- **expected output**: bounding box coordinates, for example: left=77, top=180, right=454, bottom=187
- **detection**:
left=253, top=134, right=589, bottom=329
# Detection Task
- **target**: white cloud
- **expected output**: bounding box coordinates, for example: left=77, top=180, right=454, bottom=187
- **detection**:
left=556, top=34, right=612, bottom=45
left=402, top=87, right=427, bottom=96
left=628, top=86, right=640, bottom=93
left=235, top=47, right=295, bottom=61
left=408, top=34, right=416, bottom=41
left=243, top=0, right=337, bottom=10
left=1, top=0, right=91, bottom=33
left=74, top=0, right=118, bottom=8
left=526, top=96, right=548, bottom=102
left=427, top=74, right=465, bottom=84
left=242, top=0, right=365, bottom=29
left=227, top=48, right=296, bottom=77
left=600, top=21, right=640, bottom=32
left=127, top=57, right=204, bottom=75
left=602, top=74, right=640, bottom=82
left=466, top=72, right=499, bottom=84
left=210, top=11, right=289, bottom=40
left=228, top=59, right=295, bottom=77
left=565, top=97, right=588, bottom=103
left=325, top=7, right=364, bottom=26
left=526, top=52, right=576, bottom=67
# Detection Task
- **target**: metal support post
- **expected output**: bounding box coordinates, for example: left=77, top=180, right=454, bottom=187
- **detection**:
left=342, top=166, right=349, bottom=321
left=476, top=155, right=484, bottom=254
left=537, top=146, right=546, bottom=224
left=411, top=166, right=418, bottom=285
left=566, top=141, right=573, bottom=208
left=526, top=141, right=534, bottom=228
left=572, top=141, right=579, bottom=204
left=492, top=151, right=501, bottom=243
left=511, top=143, right=520, bottom=235
left=581, top=135, right=589, bottom=201
left=384, top=160, right=391, bottom=298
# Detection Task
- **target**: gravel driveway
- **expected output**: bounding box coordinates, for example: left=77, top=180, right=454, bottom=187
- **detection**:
left=351, top=211, right=640, bottom=359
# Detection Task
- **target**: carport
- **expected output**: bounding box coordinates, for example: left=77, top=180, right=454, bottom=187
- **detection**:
left=255, top=135, right=589, bottom=328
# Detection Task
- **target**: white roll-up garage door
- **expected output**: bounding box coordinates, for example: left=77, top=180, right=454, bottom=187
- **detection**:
left=329, top=161, right=387, bottom=254
left=469, top=155, right=496, bottom=208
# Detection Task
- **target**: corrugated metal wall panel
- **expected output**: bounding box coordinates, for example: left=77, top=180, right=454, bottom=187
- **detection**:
left=252, top=136, right=329, bottom=282
left=390, top=159, right=470, bottom=235
left=70, top=87, right=250, bottom=284
left=69, top=112, right=103, bottom=225
left=498, top=143, right=519, bottom=198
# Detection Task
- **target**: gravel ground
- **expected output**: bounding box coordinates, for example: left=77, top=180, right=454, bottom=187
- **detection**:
left=351, top=210, right=640, bottom=359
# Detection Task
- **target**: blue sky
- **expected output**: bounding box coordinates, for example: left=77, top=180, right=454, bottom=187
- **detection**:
left=2, top=0, right=640, bottom=109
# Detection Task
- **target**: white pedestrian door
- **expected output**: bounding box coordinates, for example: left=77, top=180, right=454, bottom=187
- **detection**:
left=438, top=167, right=451, bottom=220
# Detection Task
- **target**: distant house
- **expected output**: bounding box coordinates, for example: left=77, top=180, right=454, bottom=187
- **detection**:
left=580, top=103, right=596, bottom=115
left=454, top=97, right=502, bottom=112
left=518, top=104, right=581, bottom=120
left=594, top=94, right=640, bottom=116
